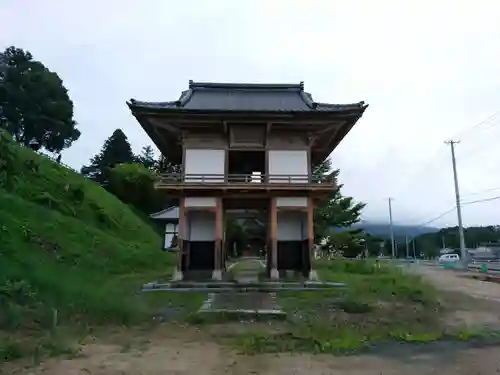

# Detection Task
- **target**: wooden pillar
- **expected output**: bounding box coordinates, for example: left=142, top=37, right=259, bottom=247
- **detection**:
left=270, top=197, right=279, bottom=280
left=213, top=197, right=223, bottom=280
left=307, top=197, right=318, bottom=280
left=174, top=198, right=186, bottom=281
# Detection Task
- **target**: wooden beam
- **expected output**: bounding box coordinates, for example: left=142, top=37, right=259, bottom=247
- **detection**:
left=270, top=197, right=278, bottom=278
left=215, top=198, right=223, bottom=271
left=178, top=198, right=186, bottom=272
left=136, top=111, right=358, bottom=124
left=307, top=197, right=314, bottom=273
left=149, top=118, right=181, bottom=134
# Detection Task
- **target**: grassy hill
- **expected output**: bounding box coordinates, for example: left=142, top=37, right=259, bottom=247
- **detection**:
left=0, top=135, right=193, bottom=358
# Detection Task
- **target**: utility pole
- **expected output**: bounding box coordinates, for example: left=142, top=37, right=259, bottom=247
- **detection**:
left=445, top=140, right=467, bottom=269
left=405, top=235, right=410, bottom=258
left=388, top=197, right=396, bottom=258
left=412, top=239, right=416, bottom=259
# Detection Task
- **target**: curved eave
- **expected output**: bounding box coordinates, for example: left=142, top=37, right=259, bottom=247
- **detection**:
left=127, top=100, right=367, bottom=116
left=311, top=104, right=369, bottom=164
left=130, top=111, right=183, bottom=165
left=127, top=101, right=369, bottom=165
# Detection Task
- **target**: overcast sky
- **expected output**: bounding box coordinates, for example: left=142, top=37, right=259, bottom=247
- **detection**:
left=2, top=0, right=500, bottom=227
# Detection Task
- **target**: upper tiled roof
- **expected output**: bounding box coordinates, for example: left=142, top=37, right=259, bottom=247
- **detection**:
left=128, top=81, right=366, bottom=113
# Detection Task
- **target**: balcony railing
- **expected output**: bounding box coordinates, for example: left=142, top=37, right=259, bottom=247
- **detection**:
left=157, top=173, right=334, bottom=185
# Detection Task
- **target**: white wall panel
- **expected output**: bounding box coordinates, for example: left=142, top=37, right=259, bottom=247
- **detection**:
left=276, top=197, right=308, bottom=207
left=277, top=212, right=306, bottom=241
left=185, top=149, right=225, bottom=182
left=268, top=150, right=308, bottom=183
left=188, top=212, right=216, bottom=241
left=184, top=197, right=217, bottom=207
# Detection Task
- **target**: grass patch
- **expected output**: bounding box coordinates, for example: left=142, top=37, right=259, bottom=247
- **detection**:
left=229, top=259, right=447, bottom=353
left=0, top=138, right=205, bottom=360
left=0, top=328, right=82, bottom=364
left=227, top=259, right=265, bottom=279
left=232, top=327, right=500, bottom=355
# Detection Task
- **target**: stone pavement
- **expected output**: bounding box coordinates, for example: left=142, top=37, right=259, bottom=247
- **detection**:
left=199, top=257, right=283, bottom=314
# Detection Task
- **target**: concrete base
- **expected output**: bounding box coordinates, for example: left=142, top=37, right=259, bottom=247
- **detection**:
left=172, top=269, right=183, bottom=281
left=212, top=269, right=222, bottom=281
left=270, top=268, right=279, bottom=280
left=308, top=269, right=319, bottom=281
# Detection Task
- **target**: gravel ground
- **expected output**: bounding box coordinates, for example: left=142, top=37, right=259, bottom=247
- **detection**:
left=5, top=266, right=500, bottom=375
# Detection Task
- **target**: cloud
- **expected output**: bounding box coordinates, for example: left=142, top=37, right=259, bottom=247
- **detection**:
left=1, top=0, right=500, bottom=227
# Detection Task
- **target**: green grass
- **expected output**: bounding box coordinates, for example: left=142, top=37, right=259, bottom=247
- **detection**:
left=0, top=141, right=205, bottom=361
left=229, top=260, right=455, bottom=354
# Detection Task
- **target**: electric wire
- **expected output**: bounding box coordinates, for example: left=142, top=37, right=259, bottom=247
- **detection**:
left=415, top=207, right=457, bottom=228
left=461, top=186, right=500, bottom=199
left=450, top=110, right=500, bottom=140
left=392, top=110, right=500, bottom=200
left=462, top=194, right=500, bottom=206
left=409, top=194, right=500, bottom=232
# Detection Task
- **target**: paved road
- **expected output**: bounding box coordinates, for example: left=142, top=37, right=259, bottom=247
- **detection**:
left=389, top=258, right=500, bottom=273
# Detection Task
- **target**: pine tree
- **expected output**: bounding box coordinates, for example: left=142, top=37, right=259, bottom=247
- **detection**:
left=81, top=129, right=135, bottom=184
left=156, top=154, right=181, bottom=175
left=313, top=158, right=366, bottom=256
left=136, top=145, right=157, bottom=170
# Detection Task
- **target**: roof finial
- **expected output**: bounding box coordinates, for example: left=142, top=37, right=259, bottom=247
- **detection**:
left=188, top=80, right=194, bottom=88
left=299, top=81, right=304, bottom=89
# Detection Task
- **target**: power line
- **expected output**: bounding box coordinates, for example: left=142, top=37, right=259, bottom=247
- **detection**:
left=393, top=111, right=500, bottom=200
left=453, top=119, right=500, bottom=161
left=461, top=186, right=500, bottom=199
left=415, top=206, right=457, bottom=228
left=451, top=110, right=500, bottom=140
left=410, top=194, right=500, bottom=229
left=462, top=194, right=500, bottom=206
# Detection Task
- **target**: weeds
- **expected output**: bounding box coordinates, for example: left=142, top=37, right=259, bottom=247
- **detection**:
left=228, top=259, right=447, bottom=354
left=0, top=139, right=201, bottom=361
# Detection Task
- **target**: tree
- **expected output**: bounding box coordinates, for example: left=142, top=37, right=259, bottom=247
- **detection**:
left=81, top=129, right=135, bottom=184
left=313, top=159, right=365, bottom=240
left=313, top=158, right=366, bottom=256
left=136, top=145, right=157, bottom=170
left=0, top=46, right=80, bottom=152
left=0, top=129, right=20, bottom=189
left=156, top=154, right=181, bottom=175
left=107, top=163, right=164, bottom=214
left=413, top=225, right=500, bottom=259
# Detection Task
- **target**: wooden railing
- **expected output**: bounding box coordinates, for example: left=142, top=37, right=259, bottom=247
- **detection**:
left=157, top=173, right=333, bottom=185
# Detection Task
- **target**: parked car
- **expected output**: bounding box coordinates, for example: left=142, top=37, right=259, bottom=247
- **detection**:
left=438, top=253, right=460, bottom=263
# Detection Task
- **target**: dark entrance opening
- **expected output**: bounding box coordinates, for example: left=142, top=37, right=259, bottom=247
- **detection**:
left=277, top=241, right=303, bottom=271
left=227, top=150, right=266, bottom=182
left=189, top=241, right=215, bottom=270
left=224, top=198, right=268, bottom=259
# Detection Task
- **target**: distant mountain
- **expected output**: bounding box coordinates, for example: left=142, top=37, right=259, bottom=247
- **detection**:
left=354, top=221, right=439, bottom=239
left=333, top=220, right=439, bottom=239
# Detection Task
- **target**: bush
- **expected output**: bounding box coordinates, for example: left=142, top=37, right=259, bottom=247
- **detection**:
left=107, top=163, right=164, bottom=213
left=0, top=129, right=19, bottom=188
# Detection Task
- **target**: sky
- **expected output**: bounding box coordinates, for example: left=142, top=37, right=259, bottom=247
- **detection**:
left=1, top=0, right=500, bottom=227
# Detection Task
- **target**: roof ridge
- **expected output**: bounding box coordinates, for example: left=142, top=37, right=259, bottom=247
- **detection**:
left=188, top=80, right=304, bottom=91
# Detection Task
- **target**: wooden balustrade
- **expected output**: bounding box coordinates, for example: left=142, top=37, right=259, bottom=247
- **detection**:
left=157, top=173, right=333, bottom=185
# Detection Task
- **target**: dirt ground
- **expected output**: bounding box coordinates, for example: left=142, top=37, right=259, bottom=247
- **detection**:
left=4, top=266, right=500, bottom=375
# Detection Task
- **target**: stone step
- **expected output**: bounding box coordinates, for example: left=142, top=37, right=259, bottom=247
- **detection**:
left=199, top=292, right=284, bottom=316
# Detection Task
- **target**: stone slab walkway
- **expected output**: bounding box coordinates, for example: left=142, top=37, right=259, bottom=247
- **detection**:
left=199, top=257, right=283, bottom=315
